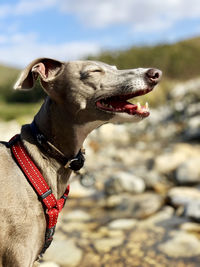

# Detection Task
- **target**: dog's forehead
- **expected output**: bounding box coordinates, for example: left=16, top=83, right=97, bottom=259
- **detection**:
left=89, top=60, right=117, bottom=70
left=66, top=60, right=117, bottom=72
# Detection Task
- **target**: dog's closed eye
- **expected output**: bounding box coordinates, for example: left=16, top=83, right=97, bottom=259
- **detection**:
left=80, top=69, right=103, bottom=80
left=90, top=69, right=102, bottom=73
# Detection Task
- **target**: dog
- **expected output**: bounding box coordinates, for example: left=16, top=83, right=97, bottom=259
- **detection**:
left=0, top=58, right=162, bottom=267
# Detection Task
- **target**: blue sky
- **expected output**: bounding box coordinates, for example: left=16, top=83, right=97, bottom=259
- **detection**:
left=0, top=0, right=200, bottom=67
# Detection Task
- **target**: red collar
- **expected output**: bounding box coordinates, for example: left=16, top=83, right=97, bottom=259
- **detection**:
left=8, top=134, right=70, bottom=255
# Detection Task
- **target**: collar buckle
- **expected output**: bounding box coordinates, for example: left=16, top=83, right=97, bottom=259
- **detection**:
left=64, top=150, right=85, bottom=171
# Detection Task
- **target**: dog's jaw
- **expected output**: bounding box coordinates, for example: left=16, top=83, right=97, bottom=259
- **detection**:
left=95, top=87, right=152, bottom=123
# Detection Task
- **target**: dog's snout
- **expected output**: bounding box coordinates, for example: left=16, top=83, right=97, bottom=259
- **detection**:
left=146, top=68, right=162, bottom=85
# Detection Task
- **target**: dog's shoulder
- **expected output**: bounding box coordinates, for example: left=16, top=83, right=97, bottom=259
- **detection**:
left=0, top=141, right=11, bottom=157
left=0, top=142, right=17, bottom=176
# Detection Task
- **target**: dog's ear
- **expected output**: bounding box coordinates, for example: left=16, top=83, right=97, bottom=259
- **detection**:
left=14, top=58, right=64, bottom=90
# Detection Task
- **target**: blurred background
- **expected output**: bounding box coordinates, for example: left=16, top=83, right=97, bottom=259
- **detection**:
left=1, top=1, right=200, bottom=266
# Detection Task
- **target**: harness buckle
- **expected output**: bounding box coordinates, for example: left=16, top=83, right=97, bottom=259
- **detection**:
left=40, top=189, right=52, bottom=200
left=40, top=226, right=56, bottom=255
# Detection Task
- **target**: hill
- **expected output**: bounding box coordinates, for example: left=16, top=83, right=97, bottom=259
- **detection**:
left=88, top=36, right=200, bottom=80
left=0, top=64, right=45, bottom=103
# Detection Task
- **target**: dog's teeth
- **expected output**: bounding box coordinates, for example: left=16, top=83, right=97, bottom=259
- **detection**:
left=145, top=102, right=149, bottom=109
left=137, top=102, right=141, bottom=110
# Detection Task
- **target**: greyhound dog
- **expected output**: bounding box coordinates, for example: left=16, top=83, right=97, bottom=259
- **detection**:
left=0, top=58, right=162, bottom=267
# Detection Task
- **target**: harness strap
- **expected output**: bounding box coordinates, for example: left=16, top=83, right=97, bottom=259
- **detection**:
left=8, top=134, right=70, bottom=254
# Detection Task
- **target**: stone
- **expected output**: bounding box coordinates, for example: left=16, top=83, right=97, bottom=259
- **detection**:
left=90, top=123, right=130, bottom=146
left=94, top=237, right=124, bottom=253
left=43, top=239, right=82, bottom=267
left=180, top=222, right=200, bottom=232
left=171, top=77, right=200, bottom=99
left=129, top=193, right=164, bottom=219
left=105, top=195, right=123, bottom=208
left=187, top=103, right=200, bottom=117
left=62, top=210, right=91, bottom=222
left=108, top=218, right=137, bottom=230
left=105, top=193, right=163, bottom=219
left=167, top=187, right=200, bottom=208
left=140, top=206, right=174, bottom=227
left=61, top=222, right=88, bottom=233
left=140, top=170, right=169, bottom=193
left=184, top=201, right=200, bottom=222
left=38, top=262, right=60, bottom=267
left=104, top=171, right=145, bottom=195
left=69, top=179, right=96, bottom=198
left=159, top=231, right=200, bottom=258
left=175, top=157, right=200, bottom=185
left=154, top=143, right=199, bottom=174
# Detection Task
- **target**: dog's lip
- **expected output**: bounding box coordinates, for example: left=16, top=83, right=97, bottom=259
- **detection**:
left=96, top=87, right=152, bottom=103
left=95, top=87, right=152, bottom=117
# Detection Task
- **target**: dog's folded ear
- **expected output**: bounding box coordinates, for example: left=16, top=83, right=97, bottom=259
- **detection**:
left=14, top=58, right=65, bottom=90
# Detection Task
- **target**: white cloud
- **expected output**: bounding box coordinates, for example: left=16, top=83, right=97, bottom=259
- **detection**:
left=0, top=0, right=200, bottom=67
left=0, top=33, right=101, bottom=67
left=59, top=0, right=200, bottom=31
left=0, top=35, right=8, bottom=44
left=0, top=0, right=56, bottom=18
left=1, top=0, right=200, bottom=32
left=14, top=0, right=57, bottom=15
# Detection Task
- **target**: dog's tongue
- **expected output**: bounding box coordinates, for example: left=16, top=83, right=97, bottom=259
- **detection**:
left=110, top=100, right=137, bottom=111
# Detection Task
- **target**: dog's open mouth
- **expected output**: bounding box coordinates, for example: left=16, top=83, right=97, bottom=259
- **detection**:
left=96, top=88, right=152, bottom=118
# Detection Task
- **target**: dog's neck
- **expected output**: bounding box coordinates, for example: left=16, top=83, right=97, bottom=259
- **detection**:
left=21, top=97, right=102, bottom=198
left=34, top=98, right=83, bottom=158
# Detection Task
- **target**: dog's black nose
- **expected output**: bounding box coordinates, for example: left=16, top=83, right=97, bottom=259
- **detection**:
left=146, top=68, right=162, bottom=85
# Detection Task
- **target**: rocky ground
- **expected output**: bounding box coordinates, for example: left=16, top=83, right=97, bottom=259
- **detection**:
left=1, top=78, right=200, bottom=267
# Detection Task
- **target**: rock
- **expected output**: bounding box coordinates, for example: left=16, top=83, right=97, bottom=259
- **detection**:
left=180, top=222, right=200, bottom=233
left=167, top=187, right=200, bottom=208
left=94, top=237, right=124, bottom=253
left=61, top=222, right=89, bottom=233
left=69, top=179, right=96, bottom=198
left=154, top=143, right=200, bottom=175
left=105, top=193, right=163, bottom=219
left=187, top=103, right=200, bottom=117
left=140, top=170, right=170, bottom=193
left=38, top=262, right=60, bottom=267
left=104, top=171, right=145, bottom=195
left=184, top=201, right=200, bottom=222
left=158, top=231, right=200, bottom=258
left=171, top=77, right=200, bottom=99
left=108, top=218, right=137, bottom=230
left=105, top=195, right=123, bottom=208
left=140, top=206, right=174, bottom=227
left=129, top=193, right=164, bottom=219
left=43, top=239, right=82, bottom=267
left=184, top=115, right=200, bottom=141
left=90, top=123, right=130, bottom=146
left=175, top=157, right=200, bottom=184
left=62, top=210, right=91, bottom=222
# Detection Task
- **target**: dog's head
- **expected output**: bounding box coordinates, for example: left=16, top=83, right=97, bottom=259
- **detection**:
left=14, top=58, right=162, bottom=125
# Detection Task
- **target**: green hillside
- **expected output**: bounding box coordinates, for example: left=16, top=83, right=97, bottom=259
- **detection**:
left=0, top=65, right=19, bottom=101
left=0, top=64, right=45, bottom=103
left=88, top=36, right=200, bottom=80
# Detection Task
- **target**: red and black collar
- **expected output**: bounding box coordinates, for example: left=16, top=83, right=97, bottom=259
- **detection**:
left=30, top=120, right=85, bottom=171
